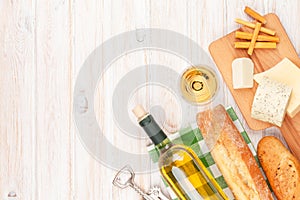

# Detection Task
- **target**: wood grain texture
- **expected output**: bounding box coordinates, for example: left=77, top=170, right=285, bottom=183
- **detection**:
left=209, top=14, right=300, bottom=160
left=74, top=0, right=152, bottom=199
left=34, top=0, right=74, bottom=199
left=0, top=0, right=35, bottom=199
left=0, top=0, right=299, bottom=200
left=73, top=1, right=103, bottom=198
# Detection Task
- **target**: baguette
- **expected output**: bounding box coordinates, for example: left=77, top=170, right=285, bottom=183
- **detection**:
left=257, top=136, right=300, bottom=200
left=197, top=105, right=273, bottom=200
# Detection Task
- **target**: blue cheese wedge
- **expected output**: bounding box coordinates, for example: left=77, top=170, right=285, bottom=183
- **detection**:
left=254, top=58, right=300, bottom=118
left=251, top=76, right=292, bottom=127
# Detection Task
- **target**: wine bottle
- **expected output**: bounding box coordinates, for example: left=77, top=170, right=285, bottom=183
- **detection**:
left=132, top=105, right=228, bottom=200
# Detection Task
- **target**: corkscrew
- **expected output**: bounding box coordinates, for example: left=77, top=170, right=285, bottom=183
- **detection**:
left=113, top=165, right=169, bottom=200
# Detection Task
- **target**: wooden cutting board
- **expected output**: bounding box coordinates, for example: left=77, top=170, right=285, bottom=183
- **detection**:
left=209, top=13, right=300, bottom=159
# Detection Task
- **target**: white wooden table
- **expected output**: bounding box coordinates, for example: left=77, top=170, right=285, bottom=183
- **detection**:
left=1, top=0, right=299, bottom=199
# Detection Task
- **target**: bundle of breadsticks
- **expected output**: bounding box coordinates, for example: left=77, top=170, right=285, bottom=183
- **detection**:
left=234, top=6, right=279, bottom=55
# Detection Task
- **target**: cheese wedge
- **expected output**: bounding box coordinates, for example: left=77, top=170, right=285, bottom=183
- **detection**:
left=232, top=58, right=254, bottom=89
left=251, top=76, right=292, bottom=127
left=254, top=58, right=300, bottom=118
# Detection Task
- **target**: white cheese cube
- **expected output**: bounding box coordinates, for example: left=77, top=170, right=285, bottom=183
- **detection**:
left=251, top=76, right=292, bottom=127
left=232, top=58, right=254, bottom=89
left=254, top=58, right=300, bottom=117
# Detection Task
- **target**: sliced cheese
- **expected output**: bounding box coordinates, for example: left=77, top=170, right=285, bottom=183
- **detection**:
left=251, top=76, right=292, bottom=127
left=254, top=58, right=300, bottom=118
left=232, top=58, right=254, bottom=89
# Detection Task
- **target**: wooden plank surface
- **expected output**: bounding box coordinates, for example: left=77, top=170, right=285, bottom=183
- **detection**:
left=0, top=0, right=299, bottom=199
left=34, top=0, right=74, bottom=199
left=209, top=13, right=300, bottom=159
left=0, top=1, right=35, bottom=199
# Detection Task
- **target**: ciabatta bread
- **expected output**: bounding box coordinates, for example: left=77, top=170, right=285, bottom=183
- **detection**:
left=257, top=136, right=300, bottom=200
left=197, top=105, right=273, bottom=200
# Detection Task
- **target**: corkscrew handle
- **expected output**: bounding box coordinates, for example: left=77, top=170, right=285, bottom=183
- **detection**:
left=112, top=165, right=135, bottom=189
left=113, top=165, right=157, bottom=200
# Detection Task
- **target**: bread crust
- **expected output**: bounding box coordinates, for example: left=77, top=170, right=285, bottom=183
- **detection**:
left=197, top=105, right=273, bottom=200
left=257, top=136, right=300, bottom=200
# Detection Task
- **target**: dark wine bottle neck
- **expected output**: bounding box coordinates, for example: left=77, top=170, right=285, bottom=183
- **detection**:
left=138, top=114, right=168, bottom=146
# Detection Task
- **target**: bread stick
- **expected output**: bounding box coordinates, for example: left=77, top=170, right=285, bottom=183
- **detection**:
left=235, top=18, right=276, bottom=35
left=235, top=31, right=279, bottom=42
left=248, top=22, right=262, bottom=55
left=234, top=42, right=276, bottom=49
left=244, top=6, right=267, bottom=24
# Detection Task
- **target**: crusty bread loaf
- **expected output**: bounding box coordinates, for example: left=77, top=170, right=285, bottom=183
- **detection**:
left=197, top=105, right=273, bottom=200
left=257, top=136, right=300, bottom=200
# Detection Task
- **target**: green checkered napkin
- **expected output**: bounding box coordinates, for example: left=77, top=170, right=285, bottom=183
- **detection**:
left=147, top=106, right=268, bottom=200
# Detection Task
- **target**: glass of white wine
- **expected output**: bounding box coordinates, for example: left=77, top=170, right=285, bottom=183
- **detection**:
left=180, top=66, right=219, bottom=105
